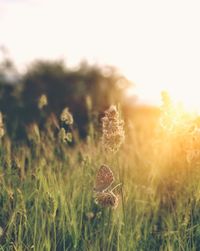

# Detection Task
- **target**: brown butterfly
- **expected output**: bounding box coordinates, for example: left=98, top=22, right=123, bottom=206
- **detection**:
left=95, top=191, right=119, bottom=209
left=94, top=165, right=121, bottom=209
left=93, top=165, right=114, bottom=193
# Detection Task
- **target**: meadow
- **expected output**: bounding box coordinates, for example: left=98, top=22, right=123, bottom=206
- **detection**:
left=1, top=94, right=200, bottom=251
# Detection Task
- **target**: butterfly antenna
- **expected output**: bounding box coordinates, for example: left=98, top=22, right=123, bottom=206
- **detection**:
left=111, top=183, right=122, bottom=193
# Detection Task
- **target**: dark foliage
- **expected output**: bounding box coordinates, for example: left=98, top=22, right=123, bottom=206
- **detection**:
left=0, top=59, right=131, bottom=140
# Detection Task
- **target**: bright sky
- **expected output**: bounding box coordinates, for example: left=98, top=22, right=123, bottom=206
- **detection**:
left=0, top=0, right=200, bottom=109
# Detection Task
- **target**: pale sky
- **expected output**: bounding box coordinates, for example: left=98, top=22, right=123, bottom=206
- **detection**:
left=1, top=0, right=200, bottom=109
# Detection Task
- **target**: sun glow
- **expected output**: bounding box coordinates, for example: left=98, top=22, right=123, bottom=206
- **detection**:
left=1, top=0, right=200, bottom=113
left=127, top=79, right=200, bottom=115
left=159, top=82, right=200, bottom=115
left=168, top=90, right=200, bottom=115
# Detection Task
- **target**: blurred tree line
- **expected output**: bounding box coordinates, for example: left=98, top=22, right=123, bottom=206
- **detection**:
left=0, top=54, right=131, bottom=141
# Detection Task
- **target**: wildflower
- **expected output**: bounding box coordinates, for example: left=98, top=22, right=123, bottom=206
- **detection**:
left=102, top=105, right=125, bottom=152
left=0, top=112, right=5, bottom=138
left=38, top=94, right=48, bottom=109
left=60, top=107, right=73, bottom=125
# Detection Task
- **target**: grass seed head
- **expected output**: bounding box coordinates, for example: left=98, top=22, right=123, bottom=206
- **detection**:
left=58, top=128, right=72, bottom=143
left=0, top=112, right=5, bottom=138
left=0, top=226, right=3, bottom=237
left=60, top=107, right=73, bottom=125
left=38, top=94, right=48, bottom=109
left=58, top=128, right=67, bottom=142
left=102, top=105, right=125, bottom=153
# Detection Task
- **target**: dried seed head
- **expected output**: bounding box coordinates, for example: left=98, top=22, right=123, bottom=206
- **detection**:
left=0, top=127, right=4, bottom=138
left=60, top=107, right=73, bottom=125
left=58, top=128, right=72, bottom=143
left=102, top=105, right=125, bottom=152
left=58, top=128, right=67, bottom=142
left=0, top=112, right=3, bottom=125
left=86, top=95, right=92, bottom=111
left=0, top=112, right=5, bottom=138
left=26, top=123, right=40, bottom=144
left=38, top=94, right=48, bottom=109
left=66, top=132, right=72, bottom=142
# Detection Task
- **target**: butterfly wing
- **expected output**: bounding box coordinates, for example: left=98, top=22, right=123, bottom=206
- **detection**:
left=110, top=183, right=122, bottom=195
left=94, top=165, right=114, bottom=192
left=95, top=191, right=119, bottom=209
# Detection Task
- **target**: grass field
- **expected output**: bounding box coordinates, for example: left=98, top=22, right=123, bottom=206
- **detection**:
left=1, top=98, right=200, bottom=251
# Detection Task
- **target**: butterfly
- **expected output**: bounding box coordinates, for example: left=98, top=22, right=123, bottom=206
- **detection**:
left=93, top=165, right=115, bottom=193
left=95, top=191, right=119, bottom=209
left=93, top=165, right=121, bottom=209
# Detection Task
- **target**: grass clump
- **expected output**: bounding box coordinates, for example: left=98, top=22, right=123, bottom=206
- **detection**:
left=1, top=99, right=200, bottom=250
